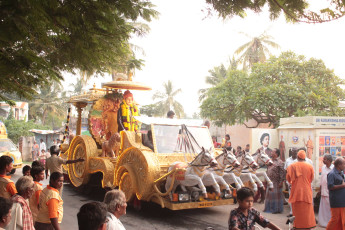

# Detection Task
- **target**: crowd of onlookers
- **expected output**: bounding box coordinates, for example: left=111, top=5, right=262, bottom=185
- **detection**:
left=0, top=145, right=127, bottom=230
left=216, top=132, right=345, bottom=230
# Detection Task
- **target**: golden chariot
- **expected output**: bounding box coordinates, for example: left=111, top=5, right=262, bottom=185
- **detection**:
left=61, top=77, right=234, bottom=210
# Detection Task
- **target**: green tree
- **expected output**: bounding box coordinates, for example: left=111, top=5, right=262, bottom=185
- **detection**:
left=140, top=104, right=163, bottom=117
left=29, top=82, right=66, bottom=125
left=4, top=119, right=50, bottom=143
left=199, top=64, right=228, bottom=101
left=152, top=80, right=184, bottom=118
left=7, top=108, right=14, bottom=120
left=205, top=0, right=345, bottom=23
left=0, top=0, right=158, bottom=103
left=201, top=51, right=345, bottom=128
left=235, top=32, right=280, bottom=70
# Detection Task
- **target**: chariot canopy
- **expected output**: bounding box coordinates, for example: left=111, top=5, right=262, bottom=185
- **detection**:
left=102, top=81, right=151, bottom=91
left=136, top=116, right=213, bottom=161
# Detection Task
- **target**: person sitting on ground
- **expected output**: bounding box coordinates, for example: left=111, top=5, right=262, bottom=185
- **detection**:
left=77, top=202, right=108, bottom=230
left=0, top=197, right=13, bottom=229
left=103, top=189, right=127, bottom=230
left=167, top=110, right=175, bottom=119
left=0, top=156, right=17, bottom=198
left=45, top=145, right=84, bottom=179
left=7, top=176, right=35, bottom=230
left=29, top=165, right=45, bottom=222
left=35, top=172, right=64, bottom=230
left=22, top=165, right=31, bottom=177
left=228, top=187, right=281, bottom=230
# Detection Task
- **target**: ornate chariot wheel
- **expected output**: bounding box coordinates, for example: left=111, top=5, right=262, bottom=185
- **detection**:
left=68, top=135, right=97, bottom=187
left=118, top=171, right=135, bottom=202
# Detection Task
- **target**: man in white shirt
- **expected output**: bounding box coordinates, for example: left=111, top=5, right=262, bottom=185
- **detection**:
left=318, top=154, right=334, bottom=227
left=39, top=139, right=46, bottom=154
left=284, top=148, right=297, bottom=170
left=104, top=190, right=127, bottom=230
left=284, top=147, right=298, bottom=216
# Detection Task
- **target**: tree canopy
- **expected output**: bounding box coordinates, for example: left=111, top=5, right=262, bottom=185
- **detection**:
left=200, top=51, right=345, bottom=128
left=0, top=0, right=158, bottom=102
left=29, top=82, right=66, bottom=125
left=205, top=0, right=345, bottom=23
left=3, top=117, right=50, bottom=143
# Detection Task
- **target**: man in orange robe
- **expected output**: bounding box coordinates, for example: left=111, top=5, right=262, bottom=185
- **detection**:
left=286, top=150, right=316, bottom=229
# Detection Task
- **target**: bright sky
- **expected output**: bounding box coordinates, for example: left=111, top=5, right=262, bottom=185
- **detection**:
left=64, top=0, right=345, bottom=117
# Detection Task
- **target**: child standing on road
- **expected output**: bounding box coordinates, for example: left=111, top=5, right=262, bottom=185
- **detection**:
left=228, top=187, right=281, bottom=230
left=29, top=165, right=45, bottom=222
left=39, top=149, right=46, bottom=166
left=35, top=172, right=64, bottom=230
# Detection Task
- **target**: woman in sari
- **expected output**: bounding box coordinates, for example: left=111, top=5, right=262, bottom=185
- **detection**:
left=264, top=148, right=286, bottom=214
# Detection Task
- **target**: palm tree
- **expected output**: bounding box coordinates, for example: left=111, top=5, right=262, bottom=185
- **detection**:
left=29, top=82, right=66, bottom=125
left=152, top=80, right=184, bottom=118
left=198, top=64, right=228, bottom=102
left=69, top=77, right=84, bottom=95
left=235, top=32, right=280, bottom=70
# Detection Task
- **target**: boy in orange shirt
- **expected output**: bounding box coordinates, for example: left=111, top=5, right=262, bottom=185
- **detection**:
left=29, top=165, right=45, bottom=222
left=35, top=172, right=64, bottom=230
left=0, top=156, right=17, bottom=198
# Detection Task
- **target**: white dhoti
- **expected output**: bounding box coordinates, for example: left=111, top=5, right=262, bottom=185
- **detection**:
left=319, top=196, right=332, bottom=227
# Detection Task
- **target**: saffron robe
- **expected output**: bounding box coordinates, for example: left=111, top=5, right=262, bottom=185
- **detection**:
left=286, top=161, right=316, bottom=229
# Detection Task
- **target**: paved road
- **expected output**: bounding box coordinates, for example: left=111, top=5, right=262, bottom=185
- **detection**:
left=11, top=166, right=325, bottom=230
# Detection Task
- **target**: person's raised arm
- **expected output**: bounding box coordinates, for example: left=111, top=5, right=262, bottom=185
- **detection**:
left=66, top=158, right=84, bottom=164
left=267, top=222, right=281, bottom=230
